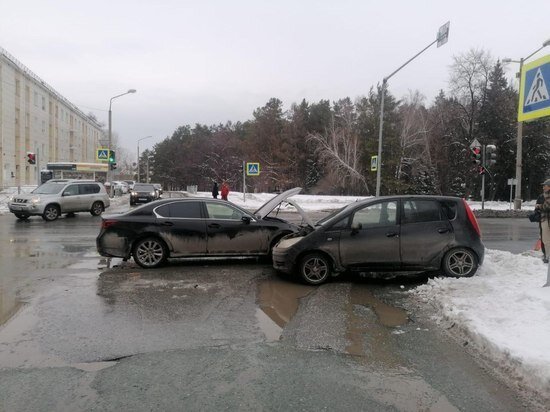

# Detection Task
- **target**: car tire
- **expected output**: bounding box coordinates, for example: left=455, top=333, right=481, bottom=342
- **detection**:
left=42, top=204, right=60, bottom=221
left=90, top=201, right=104, bottom=216
left=442, top=247, right=478, bottom=278
left=14, top=214, right=29, bottom=220
left=133, top=237, right=168, bottom=268
left=299, top=253, right=331, bottom=285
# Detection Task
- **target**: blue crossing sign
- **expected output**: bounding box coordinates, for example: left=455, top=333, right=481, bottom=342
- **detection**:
left=519, top=54, right=550, bottom=122
left=246, top=162, right=260, bottom=176
left=96, top=148, right=109, bottom=162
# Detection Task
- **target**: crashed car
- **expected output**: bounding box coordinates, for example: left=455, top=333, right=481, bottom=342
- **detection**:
left=272, top=195, right=485, bottom=285
left=97, top=188, right=311, bottom=268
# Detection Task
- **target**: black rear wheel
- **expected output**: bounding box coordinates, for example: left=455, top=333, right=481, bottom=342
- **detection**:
left=133, top=237, right=168, bottom=268
left=42, top=205, right=60, bottom=221
left=442, top=248, right=478, bottom=277
left=90, top=201, right=104, bottom=216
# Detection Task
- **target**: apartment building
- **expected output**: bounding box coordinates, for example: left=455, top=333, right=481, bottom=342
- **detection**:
left=0, top=46, right=104, bottom=187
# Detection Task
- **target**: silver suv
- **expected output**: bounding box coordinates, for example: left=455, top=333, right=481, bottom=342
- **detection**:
left=8, top=179, right=110, bottom=221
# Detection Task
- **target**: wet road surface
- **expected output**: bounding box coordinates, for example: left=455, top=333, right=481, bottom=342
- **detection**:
left=0, top=213, right=543, bottom=411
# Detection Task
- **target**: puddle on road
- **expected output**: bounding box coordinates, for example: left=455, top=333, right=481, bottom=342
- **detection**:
left=346, top=284, right=409, bottom=364
left=255, top=277, right=314, bottom=342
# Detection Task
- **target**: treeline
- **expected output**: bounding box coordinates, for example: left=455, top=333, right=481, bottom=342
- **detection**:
left=142, top=49, right=550, bottom=200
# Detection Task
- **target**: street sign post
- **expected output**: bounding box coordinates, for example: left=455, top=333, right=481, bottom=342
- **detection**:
left=518, top=54, right=550, bottom=122
left=246, top=162, right=260, bottom=176
left=96, top=148, right=109, bottom=162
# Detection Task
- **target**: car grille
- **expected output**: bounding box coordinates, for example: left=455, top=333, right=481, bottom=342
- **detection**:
left=13, top=198, right=28, bottom=203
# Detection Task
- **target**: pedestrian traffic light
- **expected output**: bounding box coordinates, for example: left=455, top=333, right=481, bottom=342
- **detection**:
left=471, top=147, right=482, bottom=165
left=26, top=152, right=36, bottom=165
left=110, top=162, right=117, bottom=170
left=485, top=145, right=497, bottom=166
left=108, top=150, right=116, bottom=164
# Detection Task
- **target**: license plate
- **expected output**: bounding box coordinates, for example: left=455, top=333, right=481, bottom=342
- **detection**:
left=138, top=198, right=146, bottom=201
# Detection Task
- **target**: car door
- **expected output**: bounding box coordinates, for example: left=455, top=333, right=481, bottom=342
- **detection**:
left=204, top=201, right=268, bottom=255
left=154, top=201, right=207, bottom=256
left=61, top=184, right=81, bottom=212
left=399, top=199, right=454, bottom=268
left=338, top=200, right=401, bottom=269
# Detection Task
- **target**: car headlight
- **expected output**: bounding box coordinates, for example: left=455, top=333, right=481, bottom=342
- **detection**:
left=275, top=236, right=304, bottom=250
left=31, top=196, right=41, bottom=204
left=131, top=191, right=136, bottom=196
left=150, top=192, right=155, bottom=196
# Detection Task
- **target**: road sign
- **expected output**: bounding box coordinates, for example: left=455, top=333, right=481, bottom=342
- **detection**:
left=246, top=162, right=260, bottom=176
left=370, top=155, right=378, bottom=171
left=518, top=54, right=550, bottom=122
left=437, top=21, right=450, bottom=48
left=96, top=148, right=109, bottom=162
left=469, top=138, right=481, bottom=149
left=507, top=178, right=518, bottom=186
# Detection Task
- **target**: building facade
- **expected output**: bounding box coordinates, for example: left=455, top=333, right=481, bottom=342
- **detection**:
left=0, top=46, right=104, bottom=187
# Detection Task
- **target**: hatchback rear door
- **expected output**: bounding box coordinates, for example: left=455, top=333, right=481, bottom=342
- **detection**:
left=399, top=198, right=454, bottom=268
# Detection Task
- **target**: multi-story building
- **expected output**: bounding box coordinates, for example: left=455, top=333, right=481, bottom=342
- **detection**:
left=0, top=46, right=104, bottom=187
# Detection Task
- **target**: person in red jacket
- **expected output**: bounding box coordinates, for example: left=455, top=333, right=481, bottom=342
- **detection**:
left=220, top=181, right=229, bottom=201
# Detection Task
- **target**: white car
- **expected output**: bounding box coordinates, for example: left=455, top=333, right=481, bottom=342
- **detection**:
left=112, top=181, right=129, bottom=194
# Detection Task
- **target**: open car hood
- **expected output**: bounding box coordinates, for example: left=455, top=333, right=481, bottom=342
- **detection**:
left=253, top=187, right=314, bottom=227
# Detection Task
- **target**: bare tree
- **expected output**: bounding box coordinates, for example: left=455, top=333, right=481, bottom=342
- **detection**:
left=307, top=114, right=369, bottom=194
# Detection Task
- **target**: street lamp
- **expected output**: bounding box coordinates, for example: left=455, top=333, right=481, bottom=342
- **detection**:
left=503, top=38, right=550, bottom=210
left=375, top=22, right=449, bottom=196
left=137, top=135, right=152, bottom=183
left=108, top=89, right=136, bottom=195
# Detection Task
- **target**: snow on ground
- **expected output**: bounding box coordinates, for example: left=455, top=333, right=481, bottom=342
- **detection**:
left=1, top=186, right=549, bottom=400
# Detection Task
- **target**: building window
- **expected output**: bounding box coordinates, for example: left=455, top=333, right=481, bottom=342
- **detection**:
left=42, top=96, right=46, bottom=111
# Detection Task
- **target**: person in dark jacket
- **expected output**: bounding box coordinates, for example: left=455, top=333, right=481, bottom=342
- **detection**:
left=536, top=179, right=550, bottom=262
left=212, top=182, right=219, bottom=199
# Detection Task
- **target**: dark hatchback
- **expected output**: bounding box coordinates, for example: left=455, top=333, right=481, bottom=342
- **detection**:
left=130, top=183, right=158, bottom=205
left=272, top=196, right=484, bottom=285
left=97, top=188, right=307, bottom=268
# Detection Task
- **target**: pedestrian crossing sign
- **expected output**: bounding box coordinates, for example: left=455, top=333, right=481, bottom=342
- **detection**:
left=518, top=54, right=550, bottom=122
left=246, top=162, right=260, bottom=176
left=96, top=148, right=109, bottom=162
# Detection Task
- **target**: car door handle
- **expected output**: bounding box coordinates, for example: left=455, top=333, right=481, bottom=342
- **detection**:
left=208, top=223, right=221, bottom=228
left=437, top=228, right=450, bottom=234
left=161, top=221, right=174, bottom=226
left=386, top=232, right=399, bottom=238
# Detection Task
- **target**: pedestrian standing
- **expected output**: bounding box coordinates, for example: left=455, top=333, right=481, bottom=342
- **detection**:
left=212, top=182, right=219, bottom=199
left=536, top=179, right=550, bottom=263
left=221, top=181, right=229, bottom=201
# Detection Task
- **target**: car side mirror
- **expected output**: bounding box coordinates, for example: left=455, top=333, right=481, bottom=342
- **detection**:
left=241, top=216, right=251, bottom=224
left=351, top=222, right=362, bottom=233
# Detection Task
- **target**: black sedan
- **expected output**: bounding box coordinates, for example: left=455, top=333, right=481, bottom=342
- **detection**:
left=272, top=195, right=485, bottom=285
left=97, top=188, right=308, bottom=268
left=130, top=183, right=159, bottom=205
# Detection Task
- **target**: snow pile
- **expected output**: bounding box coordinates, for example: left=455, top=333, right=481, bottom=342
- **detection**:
left=410, top=249, right=550, bottom=399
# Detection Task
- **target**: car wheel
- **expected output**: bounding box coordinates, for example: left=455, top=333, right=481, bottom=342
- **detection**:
left=299, top=253, right=331, bottom=285
left=133, top=237, right=168, bottom=268
left=90, top=201, right=104, bottom=216
left=442, top=248, right=478, bottom=278
left=42, top=204, right=60, bottom=221
left=14, top=214, right=29, bottom=220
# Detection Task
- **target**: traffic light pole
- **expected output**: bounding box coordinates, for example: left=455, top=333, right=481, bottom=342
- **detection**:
left=481, top=145, right=486, bottom=211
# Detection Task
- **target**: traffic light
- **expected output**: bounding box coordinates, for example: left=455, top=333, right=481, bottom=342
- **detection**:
left=27, top=152, right=36, bottom=165
left=108, top=150, right=116, bottom=163
left=110, top=162, right=117, bottom=170
left=485, top=145, right=497, bottom=166
left=471, top=147, right=482, bottom=165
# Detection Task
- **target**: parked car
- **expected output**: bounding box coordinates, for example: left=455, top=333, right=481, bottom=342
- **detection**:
left=97, top=188, right=308, bottom=268
left=272, top=196, right=484, bottom=285
left=8, top=179, right=110, bottom=221
left=130, top=183, right=158, bottom=205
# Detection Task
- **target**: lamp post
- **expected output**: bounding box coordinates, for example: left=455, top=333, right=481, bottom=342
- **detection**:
left=108, top=89, right=136, bottom=195
left=503, top=39, right=550, bottom=210
left=137, top=136, right=152, bottom=183
left=376, top=22, right=449, bottom=196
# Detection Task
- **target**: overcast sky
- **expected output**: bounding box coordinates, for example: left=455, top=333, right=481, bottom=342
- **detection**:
left=1, top=0, right=549, bottom=155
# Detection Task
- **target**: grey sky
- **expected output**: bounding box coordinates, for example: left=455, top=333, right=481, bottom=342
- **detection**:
left=1, top=0, right=549, bottom=154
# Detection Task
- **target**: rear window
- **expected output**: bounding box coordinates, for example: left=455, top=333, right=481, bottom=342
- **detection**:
left=440, top=201, right=458, bottom=220
left=79, top=184, right=100, bottom=194
left=156, top=201, right=202, bottom=218
left=403, top=200, right=442, bottom=224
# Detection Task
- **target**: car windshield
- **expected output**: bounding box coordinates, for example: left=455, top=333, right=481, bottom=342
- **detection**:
left=134, top=184, right=154, bottom=191
left=32, top=182, right=66, bottom=194
left=315, top=204, right=351, bottom=226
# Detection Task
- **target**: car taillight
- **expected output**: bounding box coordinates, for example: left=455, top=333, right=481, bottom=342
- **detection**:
left=462, top=199, right=481, bottom=237
left=101, top=219, right=118, bottom=229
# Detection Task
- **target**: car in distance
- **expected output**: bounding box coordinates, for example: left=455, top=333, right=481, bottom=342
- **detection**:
left=272, top=196, right=484, bottom=285
left=8, top=179, right=110, bottom=221
left=123, top=180, right=136, bottom=190
left=130, top=183, right=158, bottom=205
left=152, top=183, right=163, bottom=197
left=97, top=188, right=308, bottom=268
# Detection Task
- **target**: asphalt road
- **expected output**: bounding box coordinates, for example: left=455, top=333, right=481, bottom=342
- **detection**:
left=0, top=212, right=544, bottom=411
